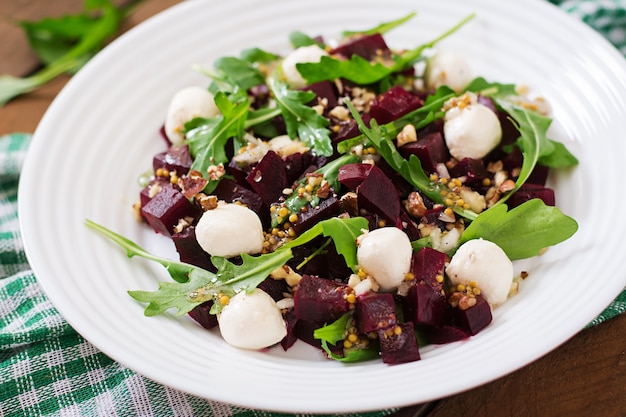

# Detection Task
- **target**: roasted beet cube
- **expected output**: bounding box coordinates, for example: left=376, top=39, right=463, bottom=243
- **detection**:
left=258, top=277, right=290, bottom=302
left=292, top=195, right=340, bottom=234
left=140, top=183, right=199, bottom=236
left=213, top=178, right=267, bottom=225
left=246, top=150, right=287, bottom=205
left=377, top=323, right=420, bottom=364
left=171, top=226, right=214, bottom=271
left=448, top=158, right=488, bottom=185
left=369, top=86, right=422, bottom=124
left=356, top=165, right=401, bottom=223
left=412, top=247, right=447, bottom=285
left=338, top=163, right=373, bottom=190
left=508, top=185, right=555, bottom=209
left=283, top=152, right=316, bottom=184
left=228, top=158, right=253, bottom=188
left=331, top=114, right=371, bottom=144
left=188, top=301, right=218, bottom=330
left=293, top=274, right=351, bottom=323
left=403, top=282, right=452, bottom=328
left=153, top=145, right=193, bottom=176
left=356, top=293, right=397, bottom=333
left=452, top=295, right=492, bottom=336
left=139, top=178, right=168, bottom=211
left=330, top=33, right=391, bottom=60
left=420, top=325, right=469, bottom=345
left=399, top=131, right=449, bottom=174
left=302, top=81, right=339, bottom=109
left=281, top=308, right=300, bottom=351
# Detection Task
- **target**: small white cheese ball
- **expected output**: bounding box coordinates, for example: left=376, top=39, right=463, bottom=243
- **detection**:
left=165, top=86, right=220, bottom=145
left=444, top=103, right=502, bottom=160
left=281, top=45, right=328, bottom=89
left=356, top=227, right=413, bottom=292
left=218, top=289, right=287, bottom=350
left=446, top=239, right=514, bottom=306
left=195, top=203, right=264, bottom=258
left=425, top=50, right=473, bottom=93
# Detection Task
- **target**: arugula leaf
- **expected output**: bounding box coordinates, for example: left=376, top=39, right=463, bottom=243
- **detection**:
left=85, top=219, right=193, bottom=283
left=534, top=139, right=579, bottom=168
left=187, top=90, right=249, bottom=191
left=282, top=216, right=368, bottom=269
left=267, top=75, right=333, bottom=156
left=289, top=31, right=323, bottom=48
left=86, top=219, right=293, bottom=316
left=464, top=77, right=517, bottom=96
left=314, top=313, right=379, bottom=363
left=240, top=47, right=279, bottom=64
left=342, top=12, right=416, bottom=37
left=492, top=98, right=554, bottom=206
left=296, top=13, right=475, bottom=86
left=313, top=312, right=353, bottom=344
left=1, top=0, right=128, bottom=105
left=458, top=199, right=578, bottom=260
left=212, top=56, right=266, bottom=90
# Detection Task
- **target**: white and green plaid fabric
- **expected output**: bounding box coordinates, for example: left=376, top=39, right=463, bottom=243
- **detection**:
left=1, top=1, right=626, bottom=415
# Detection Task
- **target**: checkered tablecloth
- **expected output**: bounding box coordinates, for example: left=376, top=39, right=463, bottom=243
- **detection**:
left=2, top=1, right=626, bottom=415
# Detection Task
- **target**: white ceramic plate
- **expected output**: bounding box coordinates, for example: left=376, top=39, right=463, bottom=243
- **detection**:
left=19, top=0, right=626, bottom=413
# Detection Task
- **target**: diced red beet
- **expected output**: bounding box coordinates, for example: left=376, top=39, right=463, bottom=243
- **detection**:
left=420, top=325, right=469, bottom=345
left=399, top=131, right=449, bottom=174
left=396, top=211, right=421, bottom=241
left=377, top=322, right=420, bottom=364
left=188, top=301, right=219, bottom=330
left=228, top=158, right=253, bottom=188
left=527, top=164, right=550, bottom=187
left=293, top=274, right=351, bottom=323
left=403, top=281, right=452, bottom=328
left=356, top=293, right=397, bottom=333
left=283, top=152, right=316, bottom=185
left=356, top=165, right=401, bottom=223
left=330, top=33, right=391, bottom=61
left=139, top=178, right=168, bottom=211
left=153, top=145, right=193, bottom=177
left=448, top=158, right=488, bottom=185
left=258, top=277, right=290, bottom=302
left=508, top=185, right=555, bottom=209
left=302, top=81, right=339, bottom=109
left=213, top=178, right=267, bottom=225
left=331, top=114, right=371, bottom=144
left=246, top=151, right=288, bottom=206
left=369, top=86, right=423, bottom=124
left=412, top=247, right=448, bottom=285
left=281, top=308, right=300, bottom=351
left=338, top=163, right=373, bottom=190
left=171, top=226, right=215, bottom=271
left=451, top=295, right=492, bottom=336
left=140, top=183, right=199, bottom=236
left=292, top=195, right=340, bottom=234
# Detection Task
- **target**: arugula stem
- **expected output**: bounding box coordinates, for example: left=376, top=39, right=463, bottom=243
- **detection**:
left=296, top=237, right=332, bottom=270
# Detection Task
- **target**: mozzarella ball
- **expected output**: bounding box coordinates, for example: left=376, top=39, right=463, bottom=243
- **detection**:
left=165, top=86, right=220, bottom=145
left=446, top=239, right=514, bottom=306
left=218, top=289, right=287, bottom=350
left=425, top=50, right=473, bottom=93
left=281, top=45, right=328, bottom=89
left=195, top=203, right=264, bottom=258
left=357, top=227, right=413, bottom=292
left=444, top=103, right=502, bottom=160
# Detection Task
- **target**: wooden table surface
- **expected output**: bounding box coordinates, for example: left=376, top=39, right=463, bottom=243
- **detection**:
left=2, top=1, right=625, bottom=416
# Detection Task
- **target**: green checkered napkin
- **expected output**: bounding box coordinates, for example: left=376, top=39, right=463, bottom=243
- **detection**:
left=2, top=1, right=626, bottom=415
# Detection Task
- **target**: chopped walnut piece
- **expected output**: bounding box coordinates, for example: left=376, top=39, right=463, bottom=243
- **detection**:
left=403, top=191, right=427, bottom=218
left=316, top=180, right=331, bottom=199
left=197, top=194, right=218, bottom=211
left=207, top=163, right=226, bottom=181
left=396, top=123, right=417, bottom=147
